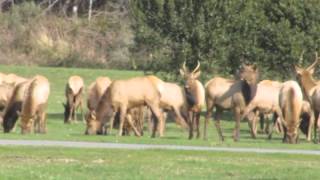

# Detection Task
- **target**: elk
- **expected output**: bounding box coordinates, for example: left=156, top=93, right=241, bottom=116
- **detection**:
left=278, top=80, right=303, bottom=144
left=295, top=51, right=320, bottom=143
left=20, top=75, right=50, bottom=134
left=87, top=76, right=112, bottom=111
left=2, top=80, right=30, bottom=132
left=204, top=64, right=259, bottom=141
left=3, top=73, right=27, bottom=85
left=180, top=61, right=205, bottom=139
left=240, top=80, right=283, bottom=139
left=299, top=100, right=314, bottom=141
left=0, top=83, right=14, bottom=125
left=157, top=82, right=190, bottom=133
left=85, top=76, right=164, bottom=137
left=63, top=75, right=84, bottom=123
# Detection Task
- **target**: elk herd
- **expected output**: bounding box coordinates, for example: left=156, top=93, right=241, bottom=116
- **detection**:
left=1, top=52, right=320, bottom=144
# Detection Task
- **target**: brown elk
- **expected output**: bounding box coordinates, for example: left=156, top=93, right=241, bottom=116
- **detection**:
left=85, top=76, right=164, bottom=137
left=63, top=75, right=84, bottom=123
left=299, top=100, right=314, bottom=141
left=204, top=64, right=259, bottom=141
left=240, top=80, right=283, bottom=139
left=295, top=51, right=320, bottom=143
left=3, top=73, right=27, bottom=85
left=87, top=76, right=112, bottom=111
left=157, top=82, right=190, bottom=132
left=180, top=61, right=205, bottom=139
left=278, top=80, right=303, bottom=144
left=0, top=83, right=14, bottom=125
left=19, top=75, right=50, bottom=134
left=2, top=80, right=30, bottom=132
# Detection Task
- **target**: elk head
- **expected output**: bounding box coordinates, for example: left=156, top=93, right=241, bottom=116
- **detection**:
left=237, top=63, right=259, bottom=104
left=285, top=124, right=300, bottom=144
left=180, top=61, right=201, bottom=107
left=295, top=51, right=319, bottom=88
left=84, top=110, right=105, bottom=135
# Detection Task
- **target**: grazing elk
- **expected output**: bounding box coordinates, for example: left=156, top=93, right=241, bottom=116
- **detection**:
left=0, top=83, right=14, bottom=125
left=240, top=80, right=283, bottom=139
left=180, top=61, right=205, bottom=139
left=63, top=75, right=84, bottom=123
left=2, top=80, right=30, bottom=132
left=85, top=76, right=164, bottom=137
left=87, top=76, right=112, bottom=111
left=20, top=75, right=50, bottom=134
left=295, top=51, right=320, bottom=143
left=3, top=73, right=27, bottom=85
left=204, top=64, right=259, bottom=141
left=278, top=80, right=303, bottom=144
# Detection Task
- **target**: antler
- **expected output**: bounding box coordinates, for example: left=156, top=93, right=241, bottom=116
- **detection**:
left=182, top=61, right=188, bottom=73
left=298, top=50, right=305, bottom=65
left=307, top=51, right=319, bottom=71
left=192, top=61, right=200, bottom=73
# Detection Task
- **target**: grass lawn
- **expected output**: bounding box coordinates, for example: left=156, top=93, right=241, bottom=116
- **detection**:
left=0, top=146, right=319, bottom=180
left=0, top=65, right=319, bottom=151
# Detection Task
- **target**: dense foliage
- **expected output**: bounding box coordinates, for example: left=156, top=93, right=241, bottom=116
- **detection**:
left=131, top=0, right=320, bottom=80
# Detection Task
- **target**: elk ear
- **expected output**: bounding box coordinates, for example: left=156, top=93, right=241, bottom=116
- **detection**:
left=90, top=111, right=96, bottom=119
left=179, top=69, right=185, bottom=77
left=192, top=70, right=201, bottom=79
left=16, top=110, right=21, bottom=116
left=294, top=65, right=303, bottom=74
left=309, top=68, right=315, bottom=75
left=252, top=64, right=258, bottom=71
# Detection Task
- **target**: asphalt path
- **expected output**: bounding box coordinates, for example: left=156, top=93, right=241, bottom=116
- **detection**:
left=0, top=139, right=319, bottom=155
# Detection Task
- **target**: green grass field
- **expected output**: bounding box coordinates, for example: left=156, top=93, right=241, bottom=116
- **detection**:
left=0, top=65, right=319, bottom=179
left=0, top=146, right=320, bottom=180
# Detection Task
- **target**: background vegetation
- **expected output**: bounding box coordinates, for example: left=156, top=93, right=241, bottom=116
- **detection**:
left=1, top=0, right=320, bottom=80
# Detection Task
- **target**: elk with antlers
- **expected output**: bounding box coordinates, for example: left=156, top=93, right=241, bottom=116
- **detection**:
left=295, top=51, right=320, bottom=143
left=180, top=61, right=205, bottom=139
left=204, top=64, right=259, bottom=141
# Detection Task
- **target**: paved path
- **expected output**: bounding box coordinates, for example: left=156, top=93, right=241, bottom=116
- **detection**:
left=0, top=139, right=319, bottom=155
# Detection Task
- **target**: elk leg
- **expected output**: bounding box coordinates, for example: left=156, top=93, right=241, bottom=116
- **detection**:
left=108, top=111, right=117, bottom=135
left=307, top=111, right=314, bottom=142
left=173, top=107, right=188, bottom=129
left=188, top=111, right=194, bottom=139
left=39, top=111, right=47, bottom=134
left=126, top=113, right=141, bottom=137
left=118, top=107, right=127, bottom=136
left=196, top=112, right=201, bottom=139
left=204, top=99, right=214, bottom=140
left=148, top=104, right=163, bottom=138
left=247, top=112, right=256, bottom=139
left=214, top=108, right=224, bottom=141
left=317, top=113, right=320, bottom=143
left=160, top=111, right=167, bottom=136
left=233, top=107, right=241, bottom=142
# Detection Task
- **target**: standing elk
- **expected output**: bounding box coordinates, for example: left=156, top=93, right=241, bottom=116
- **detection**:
left=63, top=75, right=84, bottom=123
left=20, top=75, right=50, bottom=134
left=299, top=100, right=314, bottom=141
left=85, top=76, right=164, bottom=137
left=240, top=80, right=283, bottom=139
left=295, top=51, right=320, bottom=143
left=2, top=80, right=30, bottom=132
left=204, top=64, right=259, bottom=141
left=180, top=61, right=205, bottom=139
left=278, top=80, right=303, bottom=144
